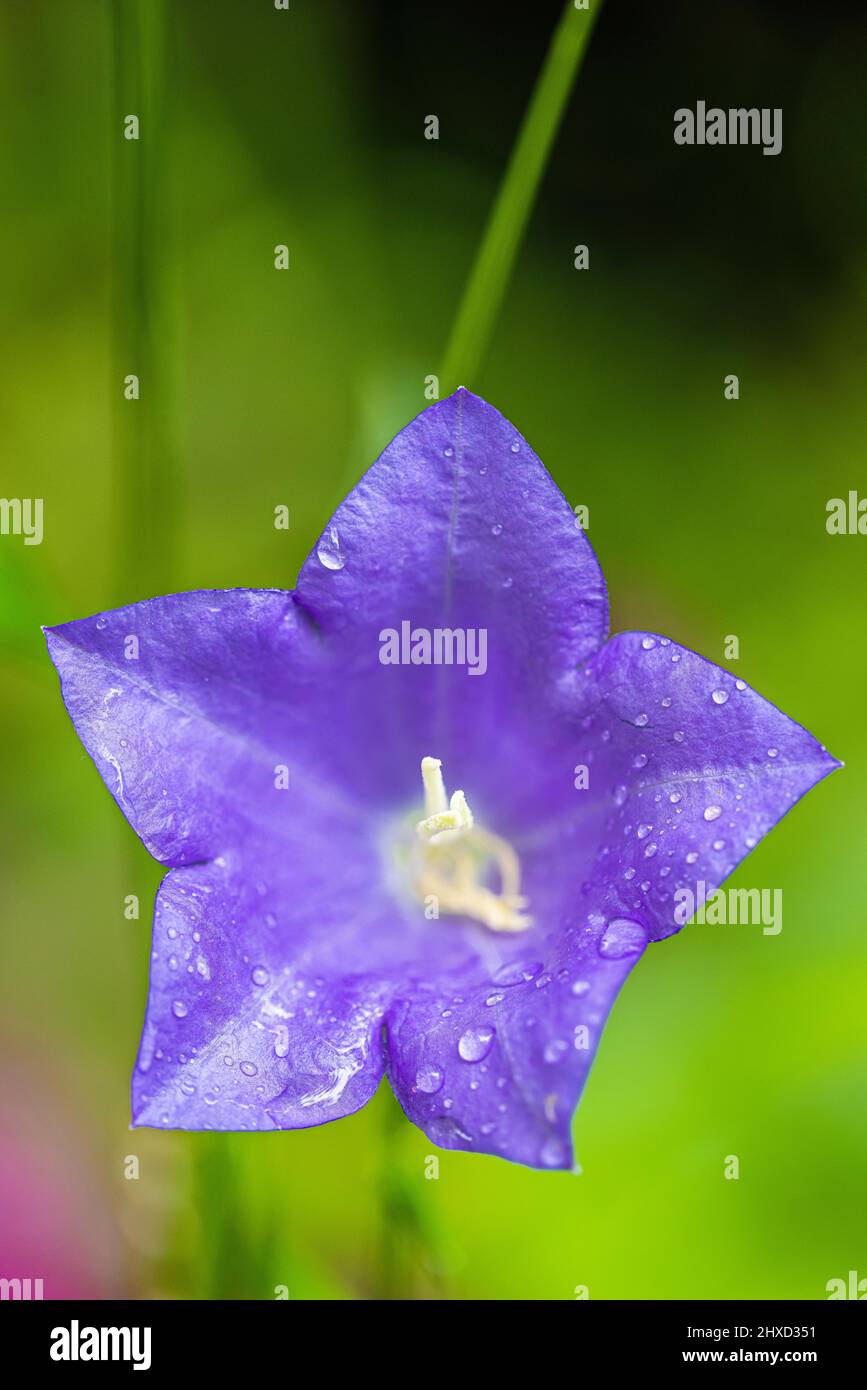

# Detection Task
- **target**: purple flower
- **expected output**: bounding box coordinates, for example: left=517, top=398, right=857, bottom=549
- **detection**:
left=45, top=389, right=838, bottom=1168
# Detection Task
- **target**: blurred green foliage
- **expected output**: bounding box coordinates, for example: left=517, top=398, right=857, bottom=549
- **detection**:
left=1, top=0, right=865, bottom=1299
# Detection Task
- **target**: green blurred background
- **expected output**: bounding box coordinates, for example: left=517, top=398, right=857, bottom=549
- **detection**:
left=1, top=0, right=865, bottom=1299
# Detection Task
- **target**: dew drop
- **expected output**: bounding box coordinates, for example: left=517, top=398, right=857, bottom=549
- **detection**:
left=767, top=747, right=779, bottom=759
left=493, top=960, right=542, bottom=987
left=673, top=730, right=685, bottom=744
left=637, top=823, right=652, bottom=840
left=540, top=1136, right=567, bottom=1168
left=703, top=805, right=722, bottom=822
left=491, top=522, right=503, bottom=536
left=510, top=439, right=520, bottom=454
left=239, top=1061, right=258, bottom=1077
left=416, top=1065, right=445, bottom=1094
left=598, top=918, right=647, bottom=959
left=458, top=1027, right=495, bottom=1062
left=172, top=1000, right=188, bottom=1019
left=485, top=992, right=505, bottom=1007
left=641, top=637, right=656, bottom=650
left=251, top=966, right=269, bottom=987
left=633, top=753, right=649, bottom=770
left=316, top=525, right=345, bottom=571
left=711, top=689, right=729, bottom=705
left=274, top=1025, right=290, bottom=1058
left=613, top=784, right=628, bottom=806
left=635, top=712, right=649, bottom=727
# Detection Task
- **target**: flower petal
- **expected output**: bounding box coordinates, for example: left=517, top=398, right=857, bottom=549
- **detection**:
left=132, top=854, right=397, bottom=1131
left=385, top=878, right=644, bottom=1170
left=44, top=589, right=370, bottom=863
left=296, top=387, right=608, bottom=683
left=585, top=632, right=840, bottom=940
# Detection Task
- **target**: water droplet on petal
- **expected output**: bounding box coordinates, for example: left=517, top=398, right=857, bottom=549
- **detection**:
left=735, top=679, right=746, bottom=691
left=493, top=960, right=542, bottom=987
left=571, top=979, right=590, bottom=995
left=598, top=918, right=647, bottom=959
left=316, top=525, right=345, bottom=570
left=485, top=992, right=505, bottom=1007
left=641, top=637, right=656, bottom=650
left=239, top=1061, right=258, bottom=1077
left=416, top=1065, right=445, bottom=1094
left=458, top=1027, right=495, bottom=1062
left=251, top=966, right=269, bottom=987
left=711, top=689, right=729, bottom=705
left=703, top=805, right=722, bottom=821
left=637, top=822, right=653, bottom=839
left=635, top=712, right=649, bottom=727
left=613, top=784, right=628, bottom=806
left=767, top=747, right=779, bottom=758
left=543, top=1039, right=569, bottom=1064
left=491, top=522, right=503, bottom=536
left=274, top=1026, right=290, bottom=1057
left=510, top=439, right=520, bottom=454
left=172, top=1000, right=188, bottom=1018
left=540, top=1136, right=567, bottom=1167
left=633, top=753, right=649, bottom=770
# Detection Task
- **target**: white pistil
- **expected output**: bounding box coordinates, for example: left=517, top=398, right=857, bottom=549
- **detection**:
left=411, top=756, right=531, bottom=933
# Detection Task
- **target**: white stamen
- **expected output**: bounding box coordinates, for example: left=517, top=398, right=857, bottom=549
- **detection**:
left=410, top=756, right=531, bottom=933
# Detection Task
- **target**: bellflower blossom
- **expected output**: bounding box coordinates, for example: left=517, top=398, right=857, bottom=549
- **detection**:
left=45, top=389, right=838, bottom=1168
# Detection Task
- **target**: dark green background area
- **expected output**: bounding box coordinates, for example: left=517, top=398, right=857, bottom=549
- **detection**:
left=0, top=0, right=864, bottom=1299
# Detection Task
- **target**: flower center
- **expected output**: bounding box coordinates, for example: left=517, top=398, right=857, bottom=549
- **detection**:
left=407, top=756, right=531, bottom=933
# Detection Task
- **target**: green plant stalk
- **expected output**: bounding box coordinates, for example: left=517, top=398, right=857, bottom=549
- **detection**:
left=440, top=0, right=603, bottom=391
left=109, top=0, right=175, bottom=602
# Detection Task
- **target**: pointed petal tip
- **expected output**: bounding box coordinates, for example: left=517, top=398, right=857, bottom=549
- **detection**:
left=442, top=384, right=487, bottom=409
